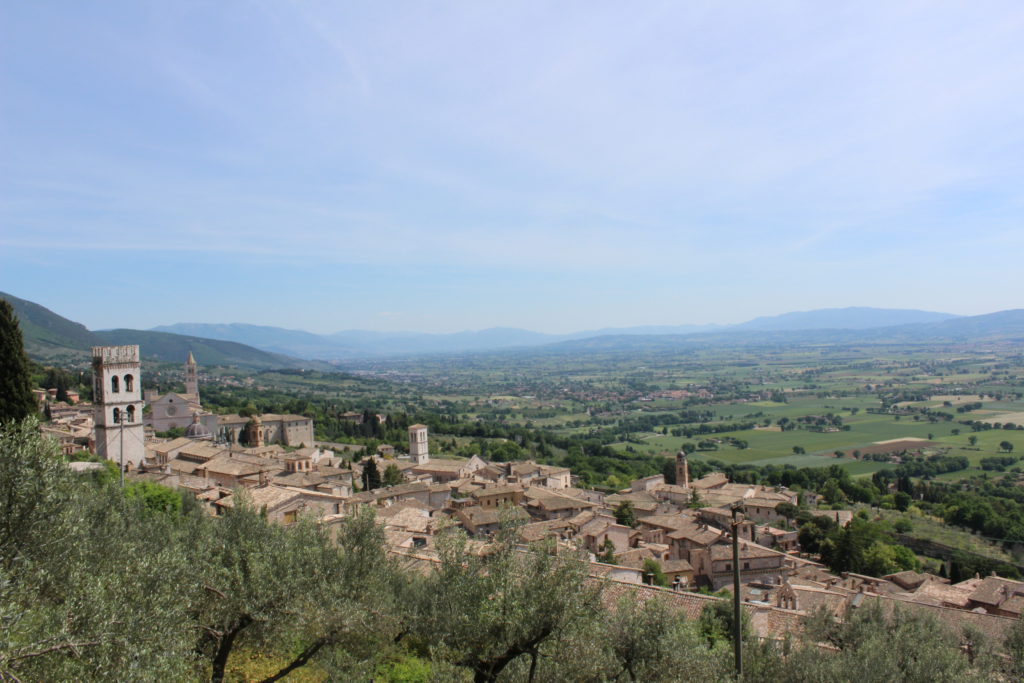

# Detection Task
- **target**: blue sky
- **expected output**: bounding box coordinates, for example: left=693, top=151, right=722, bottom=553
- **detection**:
left=2, top=2, right=1023, bottom=334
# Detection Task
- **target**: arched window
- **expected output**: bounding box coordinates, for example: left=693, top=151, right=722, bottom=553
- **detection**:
left=126, top=405, right=136, bottom=422
left=111, top=376, right=120, bottom=393
left=113, top=407, right=121, bottom=424
left=124, top=374, right=134, bottom=392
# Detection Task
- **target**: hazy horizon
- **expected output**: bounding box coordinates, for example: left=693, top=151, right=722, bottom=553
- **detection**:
left=3, top=3, right=1023, bottom=334
left=0, top=290, right=988, bottom=337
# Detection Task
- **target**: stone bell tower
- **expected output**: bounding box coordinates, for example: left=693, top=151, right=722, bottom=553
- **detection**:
left=92, top=345, right=145, bottom=469
left=409, top=424, right=429, bottom=465
left=676, top=449, right=690, bottom=489
left=184, top=350, right=199, bottom=402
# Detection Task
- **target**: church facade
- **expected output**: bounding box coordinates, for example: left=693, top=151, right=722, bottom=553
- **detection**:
left=145, top=351, right=314, bottom=447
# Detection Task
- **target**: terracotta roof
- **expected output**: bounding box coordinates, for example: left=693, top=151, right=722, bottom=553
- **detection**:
left=412, top=459, right=470, bottom=473
left=217, top=486, right=301, bottom=510
left=524, top=489, right=596, bottom=512
left=201, top=455, right=265, bottom=477
left=152, top=436, right=194, bottom=454
left=637, top=514, right=696, bottom=531
left=968, top=576, right=1024, bottom=610
left=518, top=519, right=572, bottom=543
left=472, top=485, right=523, bottom=498
left=690, top=472, right=728, bottom=489
left=709, top=543, right=781, bottom=561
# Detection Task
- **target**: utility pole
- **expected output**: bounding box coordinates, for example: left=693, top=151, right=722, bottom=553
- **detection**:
left=119, top=408, right=125, bottom=487
left=730, top=501, right=744, bottom=677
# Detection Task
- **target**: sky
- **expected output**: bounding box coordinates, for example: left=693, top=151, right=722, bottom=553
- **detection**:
left=2, top=1, right=1023, bottom=334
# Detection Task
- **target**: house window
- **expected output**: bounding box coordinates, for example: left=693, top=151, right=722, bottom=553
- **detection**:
left=111, top=376, right=119, bottom=393
left=744, top=562, right=750, bottom=570
left=124, top=374, right=134, bottom=392
left=725, top=563, right=731, bottom=571
left=126, top=405, right=136, bottom=422
left=283, top=510, right=298, bottom=525
left=112, top=407, right=121, bottom=424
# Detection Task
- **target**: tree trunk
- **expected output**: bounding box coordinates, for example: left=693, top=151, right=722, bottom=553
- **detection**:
left=210, top=615, right=252, bottom=683
left=527, top=650, right=539, bottom=683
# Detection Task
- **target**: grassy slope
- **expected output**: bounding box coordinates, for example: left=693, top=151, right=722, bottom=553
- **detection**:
left=1, top=291, right=98, bottom=352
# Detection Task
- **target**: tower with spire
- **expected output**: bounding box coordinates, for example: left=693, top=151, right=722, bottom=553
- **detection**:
left=184, top=350, right=199, bottom=401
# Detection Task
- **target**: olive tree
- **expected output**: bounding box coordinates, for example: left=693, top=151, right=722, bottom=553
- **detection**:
left=0, top=420, right=197, bottom=681
left=412, top=524, right=600, bottom=683
left=192, top=502, right=398, bottom=682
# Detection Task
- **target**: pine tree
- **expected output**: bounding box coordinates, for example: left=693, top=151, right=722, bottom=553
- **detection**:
left=0, top=300, right=37, bottom=424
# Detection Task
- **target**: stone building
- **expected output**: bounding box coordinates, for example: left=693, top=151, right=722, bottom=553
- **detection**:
left=210, top=413, right=314, bottom=448
left=92, top=345, right=145, bottom=468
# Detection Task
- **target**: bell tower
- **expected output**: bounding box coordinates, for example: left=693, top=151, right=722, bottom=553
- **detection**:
left=92, top=345, right=145, bottom=469
left=676, top=449, right=690, bottom=489
left=184, top=350, right=199, bottom=402
left=409, top=424, right=429, bottom=465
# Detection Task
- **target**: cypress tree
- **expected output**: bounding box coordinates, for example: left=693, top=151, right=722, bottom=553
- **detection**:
left=55, top=372, right=69, bottom=403
left=362, top=457, right=382, bottom=491
left=0, top=299, right=38, bottom=424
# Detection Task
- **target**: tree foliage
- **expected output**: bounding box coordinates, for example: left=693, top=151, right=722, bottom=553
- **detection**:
left=0, top=300, right=38, bottom=425
left=411, top=525, right=599, bottom=683
left=613, top=500, right=637, bottom=528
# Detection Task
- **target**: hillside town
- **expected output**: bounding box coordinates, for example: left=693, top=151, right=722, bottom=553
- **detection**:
left=32, top=345, right=1022, bottom=646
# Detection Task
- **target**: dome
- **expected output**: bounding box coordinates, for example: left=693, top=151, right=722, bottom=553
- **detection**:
left=185, top=413, right=212, bottom=440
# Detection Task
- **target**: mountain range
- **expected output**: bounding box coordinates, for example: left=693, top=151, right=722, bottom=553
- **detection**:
left=153, top=307, right=966, bottom=360
left=5, top=291, right=1022, bottom=368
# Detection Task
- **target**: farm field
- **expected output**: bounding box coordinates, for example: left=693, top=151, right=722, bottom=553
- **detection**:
left=176, top=338, right=1024, bottom=491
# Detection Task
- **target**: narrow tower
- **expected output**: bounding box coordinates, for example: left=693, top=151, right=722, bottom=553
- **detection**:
left=184, top=350, right=199, bottom=402
left=92, top=345, right=145, bottom=469
left=676, top=449, right=690, bottom=489
left=409, top=424, right=429, bottom=465
left=248, top=414, right=265, bottom=448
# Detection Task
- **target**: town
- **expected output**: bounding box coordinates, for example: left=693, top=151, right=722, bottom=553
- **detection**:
left=39, top=344, right=1024, bottom=653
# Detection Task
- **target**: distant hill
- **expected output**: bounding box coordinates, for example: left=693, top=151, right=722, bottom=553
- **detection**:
left=543, top=308, right=1024, bottom=355
left=151, top=322, right=362, bottom=360
left=154, top=322, right=727, bottom=360
left=734, top=307, right=959, bottom=331
left=93, top=329, right=313, bottom=370
left=0, top=292, right=319, bottom=370
left=155, top=323, right=570, bottom=359
left=882, top=309, right=1024, bottom=341
left=154, top=308, right=962, bottom=360
left=10, top=293, right=1017, bottom=365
